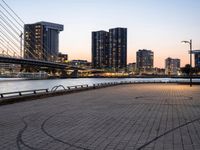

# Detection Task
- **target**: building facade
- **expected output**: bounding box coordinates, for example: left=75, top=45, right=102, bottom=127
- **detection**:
left=24, top=21, right=64, bottom=61
left=194, top=51, right=200, bottom=68
left=136, top=49, right=154, bottom=72
left=92, top=31, right=109, bottom=69
left=68, top=60, right=91, bottom=68
left=57, top=53, right=68, bottom=64
left=127, top=63, right=137, bottom=73
left=92, top=28, right=127, bottom=71
left=165, top=57, right=180, bottom=75
left=109, top=28, right=127, bottom=71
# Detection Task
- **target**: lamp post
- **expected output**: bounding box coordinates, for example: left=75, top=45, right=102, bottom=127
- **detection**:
left=181, top=39, right=192, bottom=87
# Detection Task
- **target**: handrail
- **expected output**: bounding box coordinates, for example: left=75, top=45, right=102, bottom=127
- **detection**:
left=67, top=84, right=88, bottom=90
left=0, top=88, right=48, bottom=98
left=51, top=84, right=89, bottom=92
left=51, top=85, right=66, bottom=92
left=1, top=81, right=192, bottom=100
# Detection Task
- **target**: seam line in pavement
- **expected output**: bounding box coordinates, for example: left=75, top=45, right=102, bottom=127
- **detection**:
left=137, top=116, right=200, bottom=150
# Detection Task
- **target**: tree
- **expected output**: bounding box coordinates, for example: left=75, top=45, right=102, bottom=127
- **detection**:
left=181, top=64, right=195, bottom=75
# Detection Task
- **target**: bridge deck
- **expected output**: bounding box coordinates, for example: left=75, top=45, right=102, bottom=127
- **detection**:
left=1, top=84, right=200, bottom=150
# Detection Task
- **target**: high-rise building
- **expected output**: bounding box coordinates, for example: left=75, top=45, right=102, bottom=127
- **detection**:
left=165, top=57, right=180, bottom=75
left=24, top=21, right=64, bottom=61
left=92, top=28, right=127, bottom=71
left=92, top=31, right=109, bottom=69
left=109, top=28, right=127, bottom=71
left=194, top=50, right=200, bottom=68
left=136, top=49, right=154, bottom=71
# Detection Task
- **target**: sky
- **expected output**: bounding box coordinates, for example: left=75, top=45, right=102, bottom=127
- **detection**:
left=4, top=0, right=200, bottom=67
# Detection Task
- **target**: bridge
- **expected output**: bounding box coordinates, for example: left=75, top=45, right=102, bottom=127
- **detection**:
left=0, top=0, right=106, bottom=79
left=0, top=56, right=68, bottom=69
left=0, top=0, right=81, bottom=70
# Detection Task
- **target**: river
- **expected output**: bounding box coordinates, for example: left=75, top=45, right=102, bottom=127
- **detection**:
left=0, top=78, right=200, bottom=93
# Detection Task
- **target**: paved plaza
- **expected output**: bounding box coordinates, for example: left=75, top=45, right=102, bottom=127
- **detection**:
left=1, top=84, right=200, bottom=150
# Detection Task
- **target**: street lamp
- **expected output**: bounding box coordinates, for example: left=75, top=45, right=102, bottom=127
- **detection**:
left=181, top=39, right=192, bottom=87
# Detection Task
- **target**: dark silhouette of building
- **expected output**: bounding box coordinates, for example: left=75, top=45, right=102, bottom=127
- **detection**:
left=68, top=60, right=91, bottom=68
left=136, top=49, right=154, bottom=72
left=194, top=51, right=200, bottom=68
left=109, top=28, right=127, bottom=71
left=92, top=31, right=109, bottom=69
left=57, top=53, right=68, bottom=64
left=24, top=21, right=64, bottom=62
left=92, top=28, right=127, bottom=71
left=127, top=63, right=137, bottom=73
left=165, top=57, right=180, bottom=75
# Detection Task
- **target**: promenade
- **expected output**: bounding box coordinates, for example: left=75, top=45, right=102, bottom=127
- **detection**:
left=1, top=84, right=200, bottom=150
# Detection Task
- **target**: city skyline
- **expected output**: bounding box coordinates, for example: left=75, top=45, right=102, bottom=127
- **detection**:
left=6, top=0, right=200, bottom=68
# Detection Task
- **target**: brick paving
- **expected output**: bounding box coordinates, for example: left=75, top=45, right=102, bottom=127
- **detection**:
left=1, top=84, right=200, bottom=150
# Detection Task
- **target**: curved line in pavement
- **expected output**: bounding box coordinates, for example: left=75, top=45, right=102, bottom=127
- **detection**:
left=17, top=116, right=43, bottom=150
left=137, top=117, right=200, bottom=150
left=41, top=111, right=91, bottom=150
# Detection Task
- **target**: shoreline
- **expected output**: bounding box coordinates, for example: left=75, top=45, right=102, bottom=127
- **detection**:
left=0, top=76, right=200, bottom=82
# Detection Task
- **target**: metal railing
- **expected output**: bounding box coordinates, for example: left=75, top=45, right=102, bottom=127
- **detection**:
left=51, top=85, right=66, bottom=92
left=51, top=84, right=89, bottom=92
left=1, top=80, right=196, bottom=100
left=67, top=84, right=89, bottom=90
left=0, top=88, right=48, bottom=98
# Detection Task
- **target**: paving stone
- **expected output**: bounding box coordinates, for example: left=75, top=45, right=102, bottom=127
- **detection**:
left=0, top=84, right=200, bottom=150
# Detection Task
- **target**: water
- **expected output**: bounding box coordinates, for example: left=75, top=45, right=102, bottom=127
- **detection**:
left=0, top=78, right=200, bottom=93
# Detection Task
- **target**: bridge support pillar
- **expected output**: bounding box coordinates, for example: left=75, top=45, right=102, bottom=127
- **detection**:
left=71, top=69, right=78, bottom=78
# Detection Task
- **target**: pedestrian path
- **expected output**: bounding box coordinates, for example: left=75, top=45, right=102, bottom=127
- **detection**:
left=0, top=84, right=200, bottom=150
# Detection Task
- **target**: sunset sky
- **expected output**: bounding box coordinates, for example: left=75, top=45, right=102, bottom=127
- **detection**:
left=6, top=0, right=200, bottom=68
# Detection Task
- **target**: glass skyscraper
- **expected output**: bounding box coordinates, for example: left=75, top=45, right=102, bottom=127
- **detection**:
left=109, top=28, right=127, bottom=71
left=92, top=31, right=109, bottom=69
